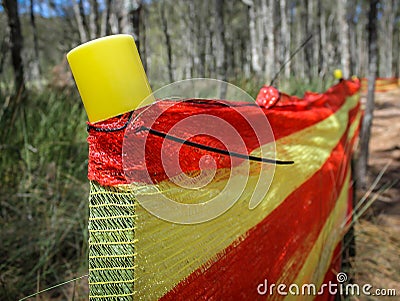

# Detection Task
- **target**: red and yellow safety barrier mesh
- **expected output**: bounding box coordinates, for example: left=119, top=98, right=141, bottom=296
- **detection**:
left=361, top=78, right=400, bottom=93
left=67, top=35, right=362, bottom=300
left=85, top=79, right=361, bottom=300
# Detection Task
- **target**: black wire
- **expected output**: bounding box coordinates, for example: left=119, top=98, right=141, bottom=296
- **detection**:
left=86, top=100, right=260, bottom=133
left=86, top=101, right=294, bottom=165
left=87, top=111, right=134, bottom=132
left=139, top=126, right=294, bottom=165
left=269, top=34, right=313, bottom=86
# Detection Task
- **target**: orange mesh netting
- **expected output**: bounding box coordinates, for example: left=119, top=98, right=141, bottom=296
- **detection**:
left=361, top=77, right=399, bottom=93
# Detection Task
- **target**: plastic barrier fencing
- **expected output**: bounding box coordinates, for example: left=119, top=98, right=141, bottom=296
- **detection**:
left=85, top=79, right=361, bottom=300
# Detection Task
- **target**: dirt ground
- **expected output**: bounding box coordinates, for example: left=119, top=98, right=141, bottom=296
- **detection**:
left=352, top=87, right=400, bottom=300
left=367, top=88, right=400, bottom=219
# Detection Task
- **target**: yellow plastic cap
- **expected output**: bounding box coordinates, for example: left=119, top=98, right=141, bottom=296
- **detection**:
left=333, top=69, right=343, bottom=80
left=67, top=34, right=153, bottom=123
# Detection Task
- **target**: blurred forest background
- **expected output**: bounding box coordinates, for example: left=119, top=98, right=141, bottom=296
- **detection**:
left=1, top=0, right=399, bottom=90
left=0, top=0, right=399, bottom=299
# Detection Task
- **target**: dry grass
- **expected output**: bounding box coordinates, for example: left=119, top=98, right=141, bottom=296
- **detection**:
left=351, top=219, right=400, bottom=300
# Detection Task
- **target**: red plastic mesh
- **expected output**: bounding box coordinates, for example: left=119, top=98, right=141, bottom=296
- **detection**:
left=87, top=79, right=360, bottom=187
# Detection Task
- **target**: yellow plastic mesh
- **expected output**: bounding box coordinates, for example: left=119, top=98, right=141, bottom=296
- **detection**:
left=86, top=92, right=361, bottom=300
left=88, top=182, right=136, bottom=300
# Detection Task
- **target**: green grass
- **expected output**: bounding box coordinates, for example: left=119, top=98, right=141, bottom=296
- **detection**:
left=0, top=87, right=89, bottom=300
left=278, top=76, right=336, bottom=97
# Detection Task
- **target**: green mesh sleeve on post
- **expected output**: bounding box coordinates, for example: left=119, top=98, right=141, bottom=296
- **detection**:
left=88, top=181, right=136, bottom=300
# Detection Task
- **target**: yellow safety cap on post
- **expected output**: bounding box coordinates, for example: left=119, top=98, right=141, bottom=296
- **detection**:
left=333, top=69, right=343, bottom=80
left=67, top=34, right=153, bottom=123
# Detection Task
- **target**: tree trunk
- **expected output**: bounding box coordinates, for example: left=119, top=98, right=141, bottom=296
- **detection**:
left=214, top=0, right=228, bottom=97
left=140, top=4, right=147, bottom=72
left=214, top=0, right=227, bottom=82
left=118, top=0, right=130, bottom=34
left=356, top=2, right=367, bottom=76
left=207, top=17, right=215, bottom=78
left=311, top=0, right=319, bottom=78
left=187, top=1, right=196, bottom=78
left=318, top=1, right=328, bottom=77
left=244, top=0, right=262, bottom=75
left=160, top=1, right=173, bottom=82
left=114, top=0, right=142, bottom=49
left=357, top=0, right=379, bottom=189
left=196, top=2, right=207, bottom=78
left=349, top=21, right=357, bottom=76
left=280, top=0, right=290, bottom=78
left=348, top=2, right=358, bottom=76
left=2, top=0, right=25, bottom=93
left=297, top=7, right=306, bottom=79
left=260, top=0, right=274, bottom=82
left=317, top=0, right=325, bottom=76
left=394, top=0, right=400, bottom=77
left=100, top=0, right=112, bottom=36
left=78, top=0, right=90, bottom=37
left=89, top=0, right=100, bottom=39
left=179, top=3, right=191, bottom=78
left=338, top=0, right=350, bottom=78
left=379, top=0, right=394, bottom=77
left=325, top=13, right=336, bottom=76
left=0, top=27, right=9, bottom=75
left=72, top=0, right=88, bottom=42
left=224, top=0, right=235, bottom=80
left=130, top=0, right=142, bottom=49
left=29, top=0, right=41, bottom=83
left=302, top=0, right=311, bottom=79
